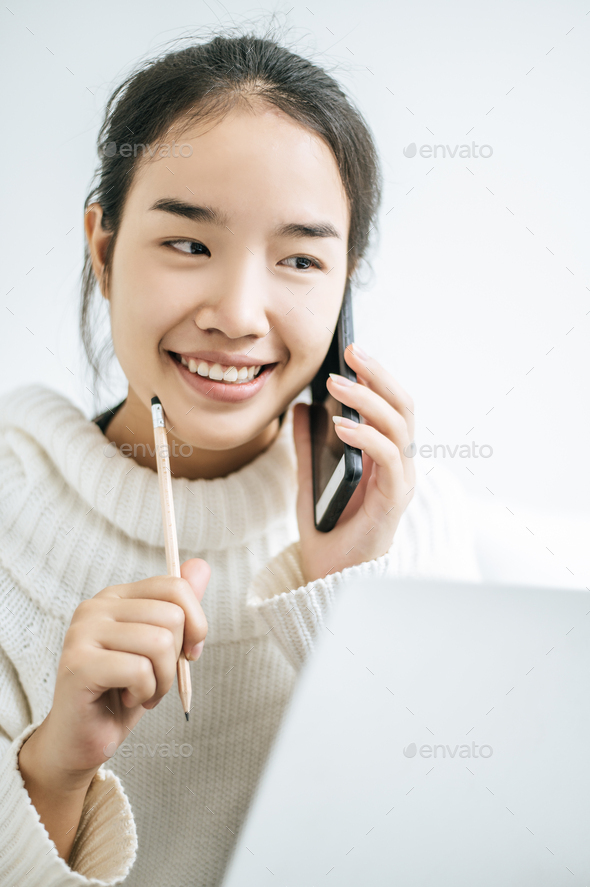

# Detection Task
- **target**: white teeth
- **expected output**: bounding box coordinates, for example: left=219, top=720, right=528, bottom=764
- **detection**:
left=179, top=355, right=265, bottom=382
left=208, top=363, right=225, bottom=381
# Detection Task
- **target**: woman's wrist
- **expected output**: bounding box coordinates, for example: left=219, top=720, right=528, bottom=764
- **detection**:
left=18, top=721, right=99, bottom=796
left=18, top=724, right=100, bottom=863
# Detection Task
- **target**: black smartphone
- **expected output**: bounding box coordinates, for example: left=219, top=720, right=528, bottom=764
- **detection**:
left=310, top=279, right=363, bottom=532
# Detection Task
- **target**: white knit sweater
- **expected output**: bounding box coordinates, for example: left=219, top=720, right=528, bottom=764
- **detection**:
left=0, top=384, right=482, bottom=886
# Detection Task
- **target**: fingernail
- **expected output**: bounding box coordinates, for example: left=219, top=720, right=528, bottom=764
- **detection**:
left=351, top=343, right=369, bottom=360
left=188, top=640, right=204, bottom=661
left=142, top=699, right=159, bottom=710
left=333, top=415, right=358, bottom=428
left=328, top=372, right=355, bottom=387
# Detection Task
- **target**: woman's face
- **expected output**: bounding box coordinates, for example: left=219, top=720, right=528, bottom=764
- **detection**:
left=90, top=103, right=350, bottom=453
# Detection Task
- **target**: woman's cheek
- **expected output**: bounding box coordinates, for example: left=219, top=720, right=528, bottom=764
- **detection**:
left=108, top=294, right=157, bottom=378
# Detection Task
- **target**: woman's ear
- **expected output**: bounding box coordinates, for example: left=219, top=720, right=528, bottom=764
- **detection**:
left=84, top=203, right=113, bottom=300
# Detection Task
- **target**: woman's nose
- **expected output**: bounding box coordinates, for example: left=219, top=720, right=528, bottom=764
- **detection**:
left=192, top=260, right=271, bottom=339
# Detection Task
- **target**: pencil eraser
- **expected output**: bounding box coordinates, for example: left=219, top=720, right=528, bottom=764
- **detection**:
left=151, top=396, right=161, bottom=406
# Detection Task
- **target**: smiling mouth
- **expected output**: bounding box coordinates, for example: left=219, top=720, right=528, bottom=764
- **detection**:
left=168, top=351, right=277, bottom=385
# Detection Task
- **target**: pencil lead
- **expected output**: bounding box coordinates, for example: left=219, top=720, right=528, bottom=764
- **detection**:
left=185, top=711, right=189, bottom=722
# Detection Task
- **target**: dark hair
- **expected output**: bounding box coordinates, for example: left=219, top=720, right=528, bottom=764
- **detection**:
left=81, top=18, right=382, bottom=395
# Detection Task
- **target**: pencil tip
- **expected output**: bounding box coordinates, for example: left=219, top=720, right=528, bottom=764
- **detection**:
left=185, top=711, right=189, bottom=721
left=151, top=396, right=161, bottom=406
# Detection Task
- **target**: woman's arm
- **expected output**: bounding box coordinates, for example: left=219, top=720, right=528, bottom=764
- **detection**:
left=18, top=721, right=98, bottom=863
left=247, top=461, right=483, bottom=671
left=0, top=642, right=137, bottom=886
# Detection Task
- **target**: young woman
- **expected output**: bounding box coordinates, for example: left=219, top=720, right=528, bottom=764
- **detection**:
left=0, top=25, right=481, bottom=887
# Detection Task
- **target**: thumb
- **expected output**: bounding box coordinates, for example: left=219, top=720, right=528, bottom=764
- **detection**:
left=180, top=558, right=211, bottom=604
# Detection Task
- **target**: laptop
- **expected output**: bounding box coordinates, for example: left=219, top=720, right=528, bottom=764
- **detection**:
left=222, top=577, right=590, bottom=886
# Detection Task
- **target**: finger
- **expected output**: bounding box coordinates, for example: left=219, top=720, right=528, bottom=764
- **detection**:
left=85, top=597, right=203, bottom=658
left=86, top=620, right=180, bottom=703
left=72, top=647, right=158, bottom=709
left=332, top=421, right=408, bottom=511
left=326, top=374, right=413, bottom=461
left=89, top=621, right=179, bottom=708
left=343, top=344, right=415, bottom=438
left=97, top=575, right=208, bottom=656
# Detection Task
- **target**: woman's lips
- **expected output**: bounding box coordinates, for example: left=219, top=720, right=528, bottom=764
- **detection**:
left=169, top=352, right=278, bottom=403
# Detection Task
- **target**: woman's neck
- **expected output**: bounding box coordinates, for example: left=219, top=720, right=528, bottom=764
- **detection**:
left=104, top=387, right=281, bottom=480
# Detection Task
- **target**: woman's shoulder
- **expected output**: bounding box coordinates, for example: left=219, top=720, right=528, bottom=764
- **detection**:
left=0, top=383, right=99, bottom=495
left=0, top=383, right=85, bottom=432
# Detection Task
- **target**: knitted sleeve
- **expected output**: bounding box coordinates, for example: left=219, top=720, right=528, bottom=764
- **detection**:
left=0, top=644, right=138, bottom=886
left=246, top=461, right=482, bottom=671
left=246, top=539, right=391, bottom=671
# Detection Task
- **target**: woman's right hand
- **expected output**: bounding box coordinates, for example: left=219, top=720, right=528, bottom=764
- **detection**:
left=21, top=557, right=210, bottom=792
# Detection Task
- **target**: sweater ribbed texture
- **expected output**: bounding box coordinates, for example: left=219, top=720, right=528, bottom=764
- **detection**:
left=0, top=384, right=481, bottom=886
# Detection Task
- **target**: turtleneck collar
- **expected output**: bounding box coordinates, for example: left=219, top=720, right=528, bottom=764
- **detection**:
left=0, top=385, right=299, bottom=552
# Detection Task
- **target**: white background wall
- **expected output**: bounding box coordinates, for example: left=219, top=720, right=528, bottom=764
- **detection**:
left=1, top=0, right=589, bottom=552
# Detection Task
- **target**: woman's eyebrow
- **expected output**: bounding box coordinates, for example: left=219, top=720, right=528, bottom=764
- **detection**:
left=149, top=198, right=228, bottom=227
left=276, top=221, right=341, bottom=240
left=148, top=198, right=341, bottom=240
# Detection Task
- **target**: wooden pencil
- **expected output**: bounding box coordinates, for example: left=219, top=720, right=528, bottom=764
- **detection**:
left=151, top=396, right=192, bottom=720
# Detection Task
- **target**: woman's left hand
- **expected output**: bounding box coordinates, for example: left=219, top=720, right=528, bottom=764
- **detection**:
left=292, top=343, right=416, bottom=585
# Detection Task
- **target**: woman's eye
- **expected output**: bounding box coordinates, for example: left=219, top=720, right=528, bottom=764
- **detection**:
left=280, top=255, right=322, bottom=271
left=165, top=240, right=210, bottom=256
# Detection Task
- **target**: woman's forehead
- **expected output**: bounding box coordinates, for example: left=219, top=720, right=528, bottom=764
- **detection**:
left=127, top=105, right=350, bottom=227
